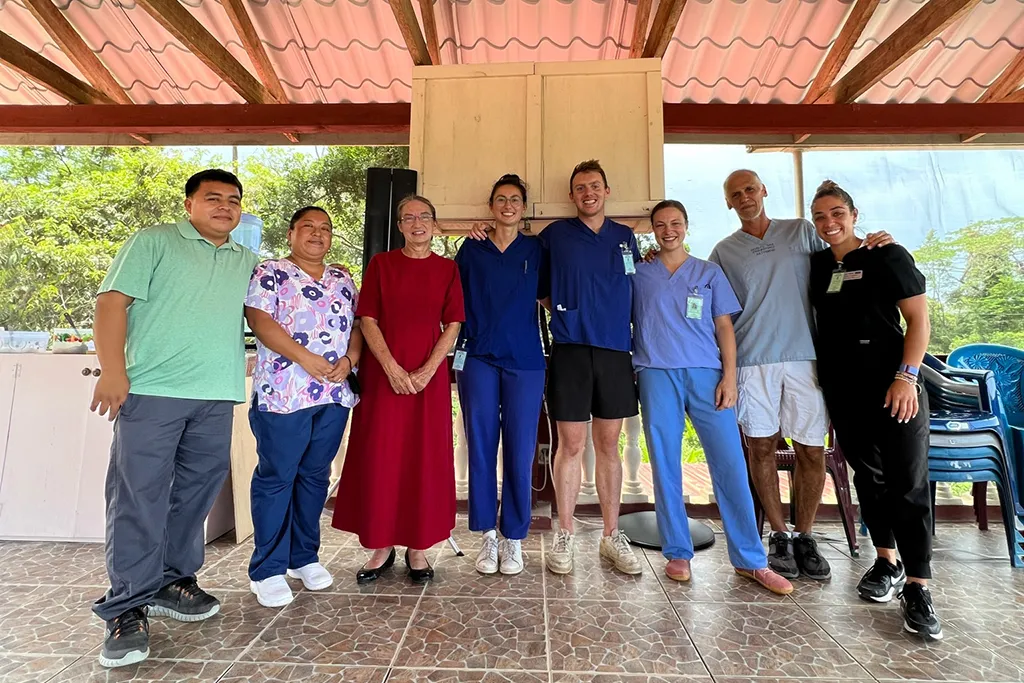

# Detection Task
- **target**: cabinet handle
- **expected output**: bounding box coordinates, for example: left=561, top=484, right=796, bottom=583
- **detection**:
left=82, top=368, right=92, bottom=376
left=93, top=368, right=102, bottom=377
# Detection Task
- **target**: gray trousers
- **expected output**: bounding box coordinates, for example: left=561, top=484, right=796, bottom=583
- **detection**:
left=92, top=394, right=234, bottom=622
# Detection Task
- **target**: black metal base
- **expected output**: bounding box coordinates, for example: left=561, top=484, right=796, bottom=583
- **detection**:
left=618, top=510, right=716, bottom=551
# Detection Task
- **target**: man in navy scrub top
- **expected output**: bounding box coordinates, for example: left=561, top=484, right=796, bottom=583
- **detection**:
left=539, top=160, right=644, bottom=576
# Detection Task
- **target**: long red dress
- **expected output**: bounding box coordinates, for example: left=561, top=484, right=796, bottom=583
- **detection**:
left=333, top=249, right=465, bottom=549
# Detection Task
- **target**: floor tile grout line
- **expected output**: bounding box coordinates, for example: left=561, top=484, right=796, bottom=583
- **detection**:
left=790, top=597, right=881, bottom=682
left=540, top=534, right=553, bottom=683
left=225, top=589, right=295, bottom=669
left=386, top=571, right=428, bottom=670
left=39, top=654, right=86, bottom=683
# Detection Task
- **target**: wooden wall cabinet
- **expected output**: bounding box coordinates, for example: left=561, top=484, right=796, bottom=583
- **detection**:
left=409, top=59, right=665, bottom=225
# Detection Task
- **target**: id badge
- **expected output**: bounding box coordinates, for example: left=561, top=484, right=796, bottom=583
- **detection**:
left=686, top=295, right=703, bottom=319
left=827, top=270, right=844, bottom=294
left=620, top=243, right=636, bottom=275
left=453, top=349, right=467, bottom=371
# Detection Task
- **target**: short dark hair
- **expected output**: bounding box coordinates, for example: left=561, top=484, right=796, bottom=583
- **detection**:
left=489, top=173, right=528, bottom=205
left=569, top=159, right=608, bottom=191
left=185, top=169, right=243, bottom=199
left=812, top=179, right=857, bottom=213
left=396, top=194, right=437, bottom=222
left=650, top=199, right=689, bottom=225
left=289, top=206, right=331, bottom=230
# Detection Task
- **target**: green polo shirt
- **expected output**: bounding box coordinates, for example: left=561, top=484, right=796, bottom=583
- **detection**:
left=99, top=221, right=259, bottom=402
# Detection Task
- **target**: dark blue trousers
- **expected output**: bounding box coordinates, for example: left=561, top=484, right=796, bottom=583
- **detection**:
left=456, top=356, right=545, bottom=540
left=248, top=402, right=350, bottom=581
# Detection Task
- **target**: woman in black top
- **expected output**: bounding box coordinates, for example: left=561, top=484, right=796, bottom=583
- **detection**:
left=808, top=180, right=941, bottom=641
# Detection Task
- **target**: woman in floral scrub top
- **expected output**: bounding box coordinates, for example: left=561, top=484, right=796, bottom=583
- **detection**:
left=243, top=206, right=363, bottom=609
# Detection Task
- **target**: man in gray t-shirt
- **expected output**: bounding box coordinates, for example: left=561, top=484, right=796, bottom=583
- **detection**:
left=709, top=169, right=890, bottom=581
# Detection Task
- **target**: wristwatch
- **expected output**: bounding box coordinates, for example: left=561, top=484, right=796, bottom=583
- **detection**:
left=899, top=363, right=919, bottom=376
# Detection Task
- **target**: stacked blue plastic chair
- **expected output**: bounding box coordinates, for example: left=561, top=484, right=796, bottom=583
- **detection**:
left=921, top=353, right=1024, bottom=567
left=947, top=345, right=1024, bottom=530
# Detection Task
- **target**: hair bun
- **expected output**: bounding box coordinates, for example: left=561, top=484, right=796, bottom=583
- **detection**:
left=816, top=179, right=840, bottom=193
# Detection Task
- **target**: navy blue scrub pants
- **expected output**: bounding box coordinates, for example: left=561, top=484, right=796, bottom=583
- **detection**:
left=456, top=356, right=546, bottom=540
left=248, top=401, right=350, bottom=581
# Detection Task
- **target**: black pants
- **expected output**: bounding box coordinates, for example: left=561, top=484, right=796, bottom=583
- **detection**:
left=824, top=384, right=932, bottom=579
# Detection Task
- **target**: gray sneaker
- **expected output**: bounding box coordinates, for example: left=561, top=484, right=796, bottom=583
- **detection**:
left=150, top=577, right=220, bottom=622
left=99, top=607, right=150, bottom=668
left=768, top=531, right=799, bottom=579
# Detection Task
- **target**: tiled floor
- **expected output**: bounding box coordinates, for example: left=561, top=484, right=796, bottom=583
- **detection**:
left=2, top=517, right=1023, bottom=682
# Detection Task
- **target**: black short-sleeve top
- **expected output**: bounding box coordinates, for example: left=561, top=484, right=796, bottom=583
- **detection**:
left=809, top=243, right=926, bottom=391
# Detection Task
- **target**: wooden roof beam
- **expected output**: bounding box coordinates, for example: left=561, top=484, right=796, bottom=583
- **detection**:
left=819, top=0, right=982, bottom=104
left=134, top=0, right=272, bottom=104
left=641, top=0, right=688, bottom=59
left=0, top=29, right=114, bottom=104
left=23, top=0, right=132, bottom=105
left=388, top=0, right=432, bottom=66
left=629, top=0, right=653, bottom=59
left=803, top=0, right=881, bottom=104
left=978, top=48, right=1024, bottom=104
left=417, top=0, right=440, bottom=65
left=219, top=0, right=287, bottom=103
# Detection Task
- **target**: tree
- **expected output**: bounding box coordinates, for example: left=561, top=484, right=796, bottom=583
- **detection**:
left=914, top=217, right=1024, bottom=353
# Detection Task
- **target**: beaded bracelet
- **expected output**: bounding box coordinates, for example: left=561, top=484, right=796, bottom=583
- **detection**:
left=894, top=371, right=917, bottom=386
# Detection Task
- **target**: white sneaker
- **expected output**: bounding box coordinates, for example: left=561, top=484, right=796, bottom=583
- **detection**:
left=250, top=575, right=294, bottom=608
left=286, top=562, right=333, bottom=590
left=600, top=529, right=643, bottom=575
left=476, top=532, right=499, bottom=575
left=499, top=538, right=524, bottom=575
left=546, top=529, right=575, bottom=574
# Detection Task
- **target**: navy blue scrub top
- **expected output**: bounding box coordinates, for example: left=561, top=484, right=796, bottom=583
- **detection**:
left=537, top=217, right=640, bottom=353
left=454, top=233, right=546, bottom=370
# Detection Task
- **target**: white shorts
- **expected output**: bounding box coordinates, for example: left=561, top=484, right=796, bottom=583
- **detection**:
left=737, top=361, right=828, bottom=447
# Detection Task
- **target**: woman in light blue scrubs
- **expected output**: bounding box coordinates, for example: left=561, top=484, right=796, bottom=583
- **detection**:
left=633, top=200, right=792, bottom=595
left=455, top=174, right=546, bottom=576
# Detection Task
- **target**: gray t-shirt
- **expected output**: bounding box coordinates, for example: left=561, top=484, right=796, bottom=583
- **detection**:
left=708, top=217, right=826, bottom=367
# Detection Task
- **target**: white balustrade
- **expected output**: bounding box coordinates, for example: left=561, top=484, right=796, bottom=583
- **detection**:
left=621, top=414, right=649, bottom=503
left=453, top=390, right=469, bottom=498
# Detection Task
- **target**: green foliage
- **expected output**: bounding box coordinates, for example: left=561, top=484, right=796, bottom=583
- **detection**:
left=0, top=145, right=406, bottom=331
left=913, top=217, right=1024, bottom=353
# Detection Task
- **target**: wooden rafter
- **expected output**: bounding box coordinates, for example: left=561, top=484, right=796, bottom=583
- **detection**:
left=978, top=49, right=1024, bottom=103
left=1005, top=87, right=1024, bottom=103
left=417, top=0, right=441, bottom=65
left=134, top=0, right=272, bottom=104
left=0, top=30, right=114, bottom=104
left=803, top=0, right=880, bottom=104
left=22, top=0, right=132, bottom=105
left=219, top=0, right=287, bottom=103
left=641, top=0, right=688, bottom=59
left=438, top=0, right=459, bottom=64
left=388, top=0, right=432, bottom=66
left=820, top=0, right=982, bottom=104
left=629, top=0, right=654, bottom=59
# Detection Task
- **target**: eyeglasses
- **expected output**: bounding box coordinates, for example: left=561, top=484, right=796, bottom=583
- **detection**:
left=296, top=224, right=334, bottom=236
left=399, top=212, right=434, bottom=226
left=493, top=195, right=523, bottom=208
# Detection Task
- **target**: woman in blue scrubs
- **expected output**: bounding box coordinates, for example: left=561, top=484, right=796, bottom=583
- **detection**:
left=455, top=174, right=546, bottom=575
left=633, top=200, right=793, bottom=595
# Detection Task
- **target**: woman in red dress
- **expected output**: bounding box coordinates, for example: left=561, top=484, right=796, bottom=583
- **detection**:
left=332, top=195, right=465, bottom=584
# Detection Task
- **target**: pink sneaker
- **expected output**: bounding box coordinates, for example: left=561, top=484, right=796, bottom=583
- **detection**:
left=736, top=567, right=793, bottom=595
left=665, top=559, right=691, bottom=582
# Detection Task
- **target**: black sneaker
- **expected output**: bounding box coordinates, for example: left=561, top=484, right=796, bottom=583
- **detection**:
left=99, top=607, right=150, bottom=668
left=857, top=558, right=906, bottom=603
left=899, top=581, right=943, bottom=640
left=768, top=532, right=799, bottom=579
left=150, top=577, right=220, bottom=622
left=793, top=533, right=832, bottom=580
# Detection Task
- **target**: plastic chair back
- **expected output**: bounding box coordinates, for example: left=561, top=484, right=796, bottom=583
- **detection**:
left=948, top=344, right=1024, bottom=429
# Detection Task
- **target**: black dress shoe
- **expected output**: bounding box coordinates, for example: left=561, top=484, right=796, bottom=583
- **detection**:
left=405, top=549, right=435, bottom=584
left=356, top=548, right=395, bottom=584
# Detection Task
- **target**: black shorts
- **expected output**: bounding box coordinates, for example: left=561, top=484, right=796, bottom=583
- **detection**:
left=547, top=343, right=639, bottom=422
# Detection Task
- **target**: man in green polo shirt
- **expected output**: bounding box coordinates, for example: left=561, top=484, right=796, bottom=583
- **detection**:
left=90, top=169, right=259, bottom=668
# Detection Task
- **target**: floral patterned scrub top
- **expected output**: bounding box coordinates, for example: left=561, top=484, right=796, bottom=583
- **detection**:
left=246, top=258, right=359, bottom=414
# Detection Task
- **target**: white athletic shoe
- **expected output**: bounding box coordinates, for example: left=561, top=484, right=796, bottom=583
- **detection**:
left=250, top=575, right=294, bottom=608
left=476, top=531, right=500, bottom=575
left=286, top=562, right=333, bottom=590
left=499, top=538, right=524, bottom=575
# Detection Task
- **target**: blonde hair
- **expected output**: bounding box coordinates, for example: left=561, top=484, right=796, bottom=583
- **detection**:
left=396, top=194, right=437, bottom=222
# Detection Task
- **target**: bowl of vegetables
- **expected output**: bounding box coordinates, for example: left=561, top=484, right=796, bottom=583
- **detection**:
left=52, top=328, right=94, bottom=353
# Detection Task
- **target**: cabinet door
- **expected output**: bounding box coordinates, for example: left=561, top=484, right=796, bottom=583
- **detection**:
left=0, top=356, right=95, bottom=540
left=74, top=368, right=113, bottom=541
left=0, top=357, right=18, bottom=490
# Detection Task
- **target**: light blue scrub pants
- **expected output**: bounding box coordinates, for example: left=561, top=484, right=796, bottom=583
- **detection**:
left=637, top=367, right=767, bottom=570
